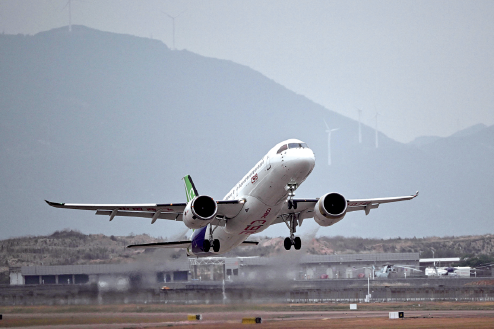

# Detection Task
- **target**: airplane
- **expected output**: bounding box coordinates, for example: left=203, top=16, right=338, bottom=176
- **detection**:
left=46, top=139, right=418, bottom=257
left=425, top=265, right=471, bottom=277
left=373, top=264, right=422, bottom=278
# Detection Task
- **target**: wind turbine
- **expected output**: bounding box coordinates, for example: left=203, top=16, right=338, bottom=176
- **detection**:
left=63, top=0, right=73, bottom=32
left=374, top=109, right=382, bottom=149
left=63, top=0, right=85, bottom=32
left=356, top=108, right=363, bottom=144
left=324, top=119, right=339, bottom=166
left=162, top=10, right=186, bottom=50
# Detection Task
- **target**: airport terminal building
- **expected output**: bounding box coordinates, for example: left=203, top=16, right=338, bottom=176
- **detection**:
left=9, top=252, right=421, bottom=287
left=5, top=252, right=494, bottom=305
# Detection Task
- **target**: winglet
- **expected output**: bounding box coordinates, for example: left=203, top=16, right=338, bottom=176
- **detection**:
left=183, top=175, right=198, bottom=203
left=45, top=200, right=65, bottom=208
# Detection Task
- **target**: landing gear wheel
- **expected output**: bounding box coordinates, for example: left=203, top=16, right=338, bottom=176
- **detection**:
left=294, top=237, right=301, bottom=250
left=203, top=239, right=210, bottom=252
left=292, top=201, right=298, bottom=210
left=284, top=237, right=292, bottom=250
left=287, top=200, right=292, bottom=209
left=212, top=239, right=220, bottom=252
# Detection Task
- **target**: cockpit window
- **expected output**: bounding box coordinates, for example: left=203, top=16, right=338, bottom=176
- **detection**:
left=277, top=144, right=288, bottom=154
left=278, top=142, right=309, bottom=153
left=288, top=143, right=308, bottom=149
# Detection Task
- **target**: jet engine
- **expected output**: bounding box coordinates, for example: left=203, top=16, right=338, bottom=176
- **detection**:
left=313, top=192, right=347, bottom=227
left=183, top=195, right=218, bottom=229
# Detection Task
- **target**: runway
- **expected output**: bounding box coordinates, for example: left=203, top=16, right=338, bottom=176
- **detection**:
left=2, top=307, right=494, bottom=328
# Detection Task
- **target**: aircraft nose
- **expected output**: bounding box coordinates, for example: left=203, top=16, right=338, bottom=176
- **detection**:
left=306, top=149, right=316, bottom=169
left=301, top=147, right=315, bottom=164
left=289, top=148, right=315, bottom=174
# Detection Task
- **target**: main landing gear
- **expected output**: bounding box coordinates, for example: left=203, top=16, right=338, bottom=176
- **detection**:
left=203, top=238, right=220, bottom=253
left=203, top=223, right=220, bottom=253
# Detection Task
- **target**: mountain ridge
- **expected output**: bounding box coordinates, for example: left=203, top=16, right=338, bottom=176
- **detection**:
left=0, top=25, right=492, bottom=240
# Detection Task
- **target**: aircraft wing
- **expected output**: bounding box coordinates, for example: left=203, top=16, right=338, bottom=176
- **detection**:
left=272, top=192, right=419, bottom=225
left=45, top=199, right=245, bottom=226
left=346, top=192, right=419, bottom=215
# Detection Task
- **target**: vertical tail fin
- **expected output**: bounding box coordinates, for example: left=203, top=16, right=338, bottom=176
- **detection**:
left=183, top=175, right=199, bottom=203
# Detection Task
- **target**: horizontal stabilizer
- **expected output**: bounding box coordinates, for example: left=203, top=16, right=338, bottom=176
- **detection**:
left=241, top=241, right=259, bottom=245
left=127, top=241, right=191, bottom=249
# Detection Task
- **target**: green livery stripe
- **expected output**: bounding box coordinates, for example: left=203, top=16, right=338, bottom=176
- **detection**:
left=183, top=175, right=199, bottom=203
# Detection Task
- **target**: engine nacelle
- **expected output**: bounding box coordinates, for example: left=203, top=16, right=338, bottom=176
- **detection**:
left=182, top=195, right=218, bottom=229
left=314, top=192, right=348, bottom=227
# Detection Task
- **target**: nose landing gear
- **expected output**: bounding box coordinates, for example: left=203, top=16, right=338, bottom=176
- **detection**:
left=287, top=200, right=298, bottom=210
left=282, top=212, right=302, bottom=251
left=286, top=183, right=298, bottom=210
left=283, top=183, right=301, bottom=250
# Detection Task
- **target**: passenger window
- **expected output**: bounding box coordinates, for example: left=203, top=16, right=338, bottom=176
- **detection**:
left=277, top=144, right=288, bottom=154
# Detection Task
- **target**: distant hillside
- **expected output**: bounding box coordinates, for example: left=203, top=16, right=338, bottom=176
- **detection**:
left=2, top=230, right=493, bottom=284
left=0, top=230, right=186, bottom=284
left=1, top=25, right=493, bottom=240
left=229, top=234, right=494, bottom=260
left=0, top=230, right=177, bottom=267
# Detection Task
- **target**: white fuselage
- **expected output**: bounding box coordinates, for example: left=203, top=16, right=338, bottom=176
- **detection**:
left=190, top=139, right=315, bottom=256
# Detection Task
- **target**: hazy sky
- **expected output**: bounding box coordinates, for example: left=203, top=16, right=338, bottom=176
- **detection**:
left=1, top=0, right=493, bottom=142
